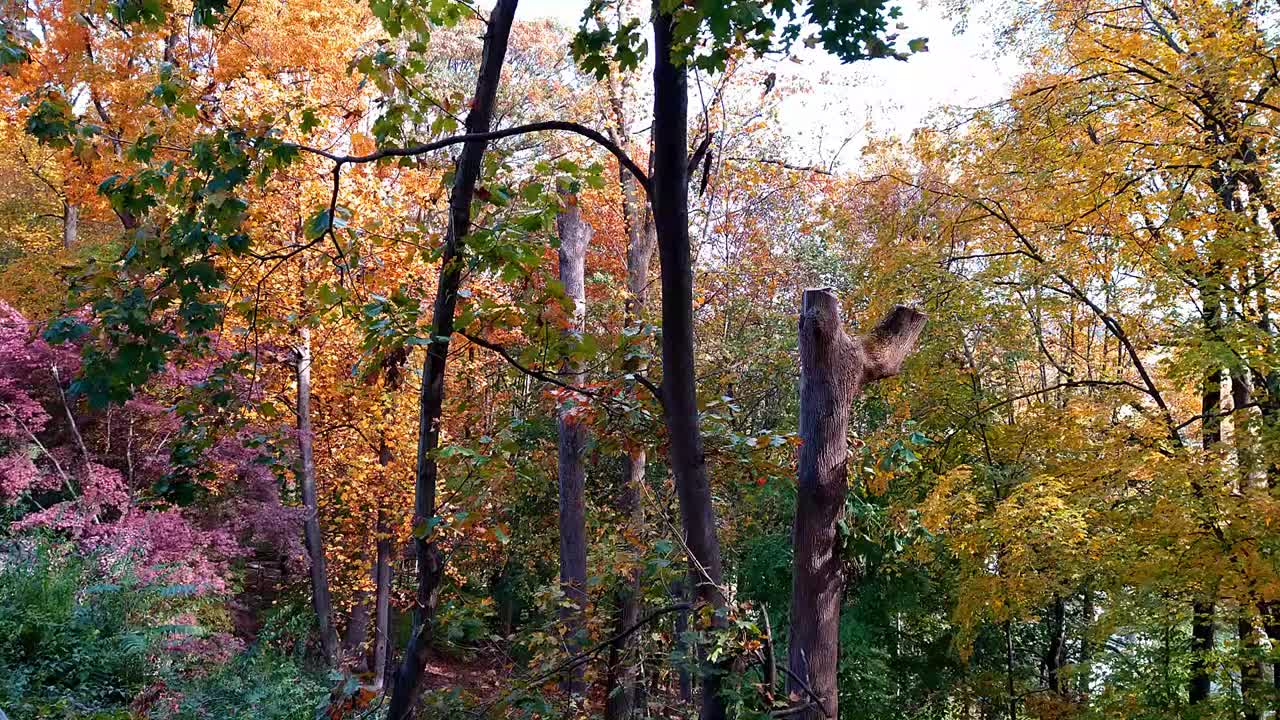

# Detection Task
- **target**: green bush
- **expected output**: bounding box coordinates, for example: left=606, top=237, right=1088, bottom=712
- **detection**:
left=155, top=647, right=328, bottom=720
left=0, top=537, right=171, bottom=718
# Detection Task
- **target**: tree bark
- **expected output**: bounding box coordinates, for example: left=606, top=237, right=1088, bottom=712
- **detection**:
left=386, top=2, right=519, bottom=717
left=604, top=76, right=656, bottom=720
left=373, top=508, right=393, bottom=690
left=787, top=290, right=925, bottom=720
left=649, top=7, right=729, bottom=718
left=1043, top=595, right=1065, bottom=695
left=1190, top=275, right=1222, bottom=706
left=62, top=202, right=78, bottom=250
left=296, top=324, right=339, bottom=666
left=343, top=546, right=372, bottom=670
left=1190, top=601, right=1215, bottom=704
left=555, top=186, right=591, bottom=697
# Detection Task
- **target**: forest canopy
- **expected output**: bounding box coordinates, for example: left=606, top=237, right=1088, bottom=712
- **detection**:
left=0, top=1, right=1278, bottom=720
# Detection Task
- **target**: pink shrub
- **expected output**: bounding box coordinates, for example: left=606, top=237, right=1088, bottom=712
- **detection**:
left=0, top=300, right=303, bottom=607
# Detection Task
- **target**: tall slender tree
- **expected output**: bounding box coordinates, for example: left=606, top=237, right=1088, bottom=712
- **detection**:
left=387, top=2, right=520, bottom=717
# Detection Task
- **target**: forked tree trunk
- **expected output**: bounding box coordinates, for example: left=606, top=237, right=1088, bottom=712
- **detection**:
left=387, top=2, right=519, bottom=717
left=650, top=7, right=728, bottom=718
left=296, top=324, right=339, bottom=666
left=787, top=289, right=925, bottom=720
left=555, top=187, right=591, bottom=697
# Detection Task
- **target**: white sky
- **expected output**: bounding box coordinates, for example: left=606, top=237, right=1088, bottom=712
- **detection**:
left=515, top=0, right=1023, bottom=170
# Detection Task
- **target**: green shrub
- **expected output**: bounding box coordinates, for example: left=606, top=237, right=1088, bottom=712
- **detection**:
left=0, top=537, right=174, bottom=718
left=154, top=647, right=328, bottom=720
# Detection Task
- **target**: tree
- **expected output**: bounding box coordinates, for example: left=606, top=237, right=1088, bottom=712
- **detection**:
left=296, top=321, right=340, bottom=666
left=555, top=184, right=592, bottom=697
left=388, top=2, right=520, bottom=717
left=789, top=289, right=924, bottom=719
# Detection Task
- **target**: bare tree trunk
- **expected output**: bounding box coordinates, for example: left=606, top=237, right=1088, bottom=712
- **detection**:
left=1079, top=586, right=1093, bottom=699
left=62, top=202, right=78, bottom=250
left=555, top=187, right=591, bottom=697
left=373, top=508, right=393, bottom=691
left=1043, top=596, right=1065, bottom=695
left=1191, top=278, right=1222, bottom=706
left=297, top=324, right=338, bottom=666
left=787, top=289, right=925, bottom=720
left=343, top=546, right=373, bottom=670
left=605, top=76, right=656, bottom=720
left=674, top=575, right=693, bottom=705
left=387, top=2, right=519, bottom=717
left=650, top=8, right=728, bottom=718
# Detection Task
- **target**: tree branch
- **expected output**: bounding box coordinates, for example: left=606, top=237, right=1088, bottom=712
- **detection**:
left=288, top=120, right=651, bottom=197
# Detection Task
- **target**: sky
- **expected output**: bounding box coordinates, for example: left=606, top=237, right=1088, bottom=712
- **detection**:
left=515, top=0, right=1025, bottom=170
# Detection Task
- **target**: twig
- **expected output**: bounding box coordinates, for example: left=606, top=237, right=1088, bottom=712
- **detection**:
left=778, top=665, right=832, bottom=719
left=469, top=603, right=692, bottom=717
left=51, top=365, right=92, bottom=468
left=459, top=331, right=603, bottom=399
left=0, top=401, right=76, bottom=496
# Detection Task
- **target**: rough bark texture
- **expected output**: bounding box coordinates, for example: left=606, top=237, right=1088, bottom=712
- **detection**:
left=296, top=324, right=338, bottom=666
left=787, top=290, right=925, bottom=720
left=651, top=6, right=728, bottom=718
left=556, top=188, right=591, bottom=697
left=386, top=2, right=518, bottom=717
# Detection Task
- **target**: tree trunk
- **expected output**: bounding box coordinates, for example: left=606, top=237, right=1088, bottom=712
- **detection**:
left=297, top=324, right=339, bottom=666
left=373, top=508, right=393, bottom=690
left=555, top=186, right=591, bottom=697
left=387, top=2, right=518, bottom=717
left=1043, top=595, right=1065, bottom=695
left=1240, top=617, right=1263, bottom=720
left=787, top=289, right=925, bottom=720
left=1190, top=276, right=1222, bottom=706
left=1190, top=601, right=1215, bottom=703
left=650, top=7, right=728, bottom=718
left=1079, top=586, right=1093, bottom=699
left=343, top=546, right=373, bottom=670
left=604, top=82, right=656, bottom=720
left=62, top=202, right=78, bottom=250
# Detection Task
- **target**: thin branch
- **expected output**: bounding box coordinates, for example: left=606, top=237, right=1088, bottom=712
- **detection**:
left=287, top=120, right=651, bottom=197
left=51, top=365, right=91, bottom=468
left=0, top=401, right=75, bottom=496
left=778, top=665, right=833, bottom=719
left=726, top=156, right=834, bottom=176
left=460, top=331, right=604, bottom=399
left=469, top=603, right=692, bottom=717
